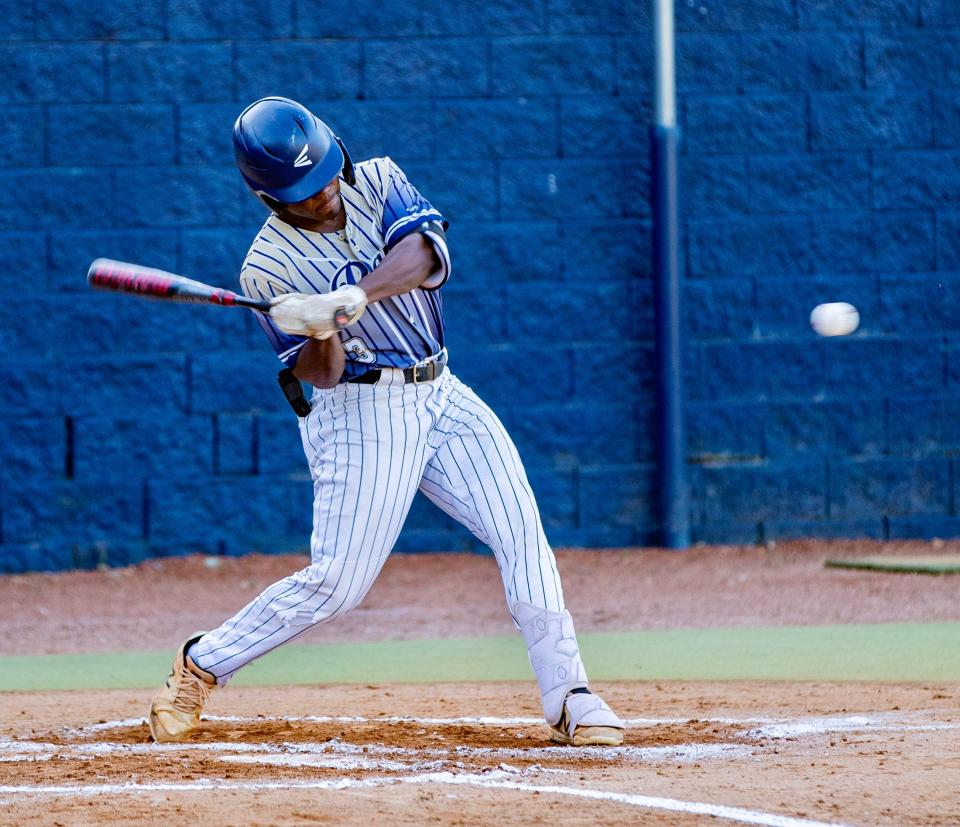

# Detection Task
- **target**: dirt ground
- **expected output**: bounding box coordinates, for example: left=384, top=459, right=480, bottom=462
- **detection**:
left=1, top=539, right=959, bottom=656
left=1, top=682, right=958, bottom=826
left=1, top=540, right=959, bottom=825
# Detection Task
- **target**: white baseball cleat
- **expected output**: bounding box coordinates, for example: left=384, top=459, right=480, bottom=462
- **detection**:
left=548, top=688, right=625, bottom=746
left=148, top=632, right=217, bottom=743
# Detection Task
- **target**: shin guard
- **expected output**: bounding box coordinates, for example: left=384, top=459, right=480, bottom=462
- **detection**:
left=514, top=601, right=588, bottom=725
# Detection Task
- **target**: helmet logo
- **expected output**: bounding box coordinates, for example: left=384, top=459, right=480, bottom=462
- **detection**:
left=293, top=145, right=313, bottom=168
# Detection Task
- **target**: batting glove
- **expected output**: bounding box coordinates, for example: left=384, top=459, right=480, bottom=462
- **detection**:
left=269, top=286, right=367, bottom=339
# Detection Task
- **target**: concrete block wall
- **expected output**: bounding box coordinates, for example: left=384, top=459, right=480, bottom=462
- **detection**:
left=681, top=1, right=960, bottom=545
left=0, top=1, right=957, bottom=571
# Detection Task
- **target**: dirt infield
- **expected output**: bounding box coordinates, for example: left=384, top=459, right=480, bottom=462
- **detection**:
left=2, top=540, right=959, bottom=656
left=1, top=540, right=959, bottom=825
left=1, top=682, right=958, bottom=825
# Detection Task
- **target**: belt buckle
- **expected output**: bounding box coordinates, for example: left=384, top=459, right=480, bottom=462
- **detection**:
left=412, top=351, right=445, bottom=384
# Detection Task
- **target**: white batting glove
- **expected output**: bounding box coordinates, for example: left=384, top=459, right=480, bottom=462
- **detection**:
left=269, top=286, right=367, bottom=340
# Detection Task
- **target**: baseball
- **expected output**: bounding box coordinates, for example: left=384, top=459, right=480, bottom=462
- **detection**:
left=809, top=302, right=859, bottom=337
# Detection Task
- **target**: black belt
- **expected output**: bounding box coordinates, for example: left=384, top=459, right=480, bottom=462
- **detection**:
left=347, top=354, right=447, bottom=385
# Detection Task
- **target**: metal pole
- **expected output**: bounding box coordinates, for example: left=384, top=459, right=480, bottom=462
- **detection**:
left=653, top=0, right=677, bottom=129
left=650, top=0, right=689, bottom=548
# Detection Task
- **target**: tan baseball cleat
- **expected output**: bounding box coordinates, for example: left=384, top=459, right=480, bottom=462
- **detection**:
left=548, top=689, right=625, bottom=747
left=148, top=633, right=217, bottom=743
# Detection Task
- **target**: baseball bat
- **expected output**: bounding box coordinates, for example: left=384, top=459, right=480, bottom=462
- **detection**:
left=86, top=258, right=271, bottom=312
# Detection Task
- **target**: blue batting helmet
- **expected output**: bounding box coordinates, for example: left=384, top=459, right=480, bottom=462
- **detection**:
left=233, top=97, right=353, bottom=206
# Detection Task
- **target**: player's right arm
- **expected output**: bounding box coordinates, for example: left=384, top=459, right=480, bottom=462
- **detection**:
left=376, top=158, right=451, bottom=291
left=355, top=231, right=442, bottom=303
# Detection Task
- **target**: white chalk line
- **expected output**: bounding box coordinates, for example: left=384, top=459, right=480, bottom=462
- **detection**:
left=0, top=769, right=852, bottom=827
left=433, top=772, right=854, bottom=827
left=5, top=711, right=953, bottom=769
left=2, top=710, right=951, bottom=826
left=213, top=754, right=564, bottom=776
left=218, top=753, right=430, bottom=772
left=0, top=736, right=754, bottom=765
left=0, top=755, right=54, bottom=763
left=68, top=710, right=960, bottom=740
left=207, top=740, right=755, bottom=765
left=78, top=710, right=960, bottom=735
left=745, top=716, right=957, bottom=739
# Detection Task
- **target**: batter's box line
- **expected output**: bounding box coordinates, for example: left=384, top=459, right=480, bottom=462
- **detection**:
left=0, top=736, right=755, bottom=765
left=0, top=769, right=855, bottom=827
left=67, top=713, right=765, bottom=734
left=67, top=710, right=957, bottom=736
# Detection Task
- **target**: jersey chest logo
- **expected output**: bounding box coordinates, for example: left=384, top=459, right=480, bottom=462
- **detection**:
left=330, top=252, right=383, bottom=290
left=332, top=261, right=370, bottom=289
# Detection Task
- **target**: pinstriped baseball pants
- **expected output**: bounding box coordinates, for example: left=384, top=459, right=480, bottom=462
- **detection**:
left=190, top=369, right=566, bottom=683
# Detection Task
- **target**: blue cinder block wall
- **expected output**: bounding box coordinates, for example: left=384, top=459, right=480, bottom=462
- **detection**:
left=1, top=1, right=958, bottom=572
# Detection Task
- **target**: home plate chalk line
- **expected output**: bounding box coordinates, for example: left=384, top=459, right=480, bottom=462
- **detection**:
left=1, top=711, right=953, bottom=827
left=70, top=709, right=959, bottom=733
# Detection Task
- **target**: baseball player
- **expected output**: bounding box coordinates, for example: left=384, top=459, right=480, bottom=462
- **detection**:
left=148, top=97, right=624, bottom=748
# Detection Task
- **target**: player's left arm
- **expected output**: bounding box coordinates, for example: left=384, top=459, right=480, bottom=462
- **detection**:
left=292, top=335, right=345, bottom=387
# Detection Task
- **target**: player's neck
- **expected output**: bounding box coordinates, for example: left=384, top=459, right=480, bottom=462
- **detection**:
left=278, top=206, right=348, bottom=235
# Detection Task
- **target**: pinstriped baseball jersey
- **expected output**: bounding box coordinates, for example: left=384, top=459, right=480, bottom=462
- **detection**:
left=239, top=157, right=450, bottom=380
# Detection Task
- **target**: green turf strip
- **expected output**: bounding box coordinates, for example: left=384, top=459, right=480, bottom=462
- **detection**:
left=825, top=555, right=960, bottom=574
left=0, top=622, right=958, bottom=692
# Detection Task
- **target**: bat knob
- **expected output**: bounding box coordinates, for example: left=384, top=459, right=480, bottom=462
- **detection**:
left=331, top=286, right=367, bottom=330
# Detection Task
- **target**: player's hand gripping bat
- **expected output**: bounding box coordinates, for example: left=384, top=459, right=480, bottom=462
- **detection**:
left=86, top=258, right=367, bottom=338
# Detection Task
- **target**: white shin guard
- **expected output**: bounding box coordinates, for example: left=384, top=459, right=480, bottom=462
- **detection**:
left=514, top=601, right=588, bottom=726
